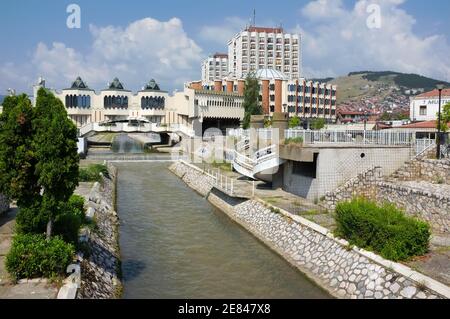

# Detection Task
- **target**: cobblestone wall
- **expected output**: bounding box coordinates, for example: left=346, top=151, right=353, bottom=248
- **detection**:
left=78, top=163, right=122, bottom=299
left=170, top=160, right=450, bottom=299
left=323, top=163, right=450, bottom=233
left=0, top=193, right=9, bottom=215
left=169, top=161, right=214, bottom=196
left=389, top=158, right=450, bottom=183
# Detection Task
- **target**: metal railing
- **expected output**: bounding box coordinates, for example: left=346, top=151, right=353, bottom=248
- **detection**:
left=415, top=139, right=435, bottom=156
left=205, top=168, right=234, bottom=196
left=285, top=129, right=415, bottom=146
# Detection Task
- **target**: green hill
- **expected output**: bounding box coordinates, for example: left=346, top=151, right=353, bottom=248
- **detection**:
left=314, top=71, right=450, bottom=105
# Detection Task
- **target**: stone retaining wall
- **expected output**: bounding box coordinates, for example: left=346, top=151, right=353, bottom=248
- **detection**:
left=77, top=163, right=123, bottom=299
left=169, top=160, right=214, bottom=196
left=0, top=193, right=9, bottom=215
left=323, top=166, right=450, bottom=233
left=390, top=158, right=450, bottom=183
left=170, top=160, right=450, bottom=299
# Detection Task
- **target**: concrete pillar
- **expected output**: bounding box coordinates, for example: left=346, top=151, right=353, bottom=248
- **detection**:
left=238, top=80, right=245, bottom=95
left=272, top=112, right=289, bottom=141
left=226, top=81, right=234, bottom=93
left=214, top=80, right=222, bottom=92
left=262, top=80, right=270, bottom=115
left=275, top=79, right=282, bottom=113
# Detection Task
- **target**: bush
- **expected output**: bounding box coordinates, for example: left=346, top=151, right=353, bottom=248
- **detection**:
left=16, top=195, right=86, bottom=244
left=6, top=233, right=74, bottom=280
left=53, top=195, right=86, bottom=244
left=284, top=137, right=304, bottom=145
left=335, top=198, right=430, bottom=261
left=79, top=164, right=109, bottom=182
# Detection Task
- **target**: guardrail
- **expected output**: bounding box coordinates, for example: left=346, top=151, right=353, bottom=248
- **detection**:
left=285, top=129, right=415, bottom=146
left=205, top=168, right=235, bottom=196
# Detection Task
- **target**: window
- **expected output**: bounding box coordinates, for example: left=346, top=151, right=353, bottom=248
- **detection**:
left=419, top=105, right=427, bottom=115
left=292, top=153, right=318, bottom=178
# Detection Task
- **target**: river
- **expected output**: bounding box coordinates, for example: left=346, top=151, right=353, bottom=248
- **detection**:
left=115, top=161, right=330, bottom=299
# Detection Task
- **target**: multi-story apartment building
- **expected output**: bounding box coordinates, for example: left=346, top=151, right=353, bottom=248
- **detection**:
left=228, top=26, right=301, bottom=80
left=201, top=53, right=229, bottom=82
left=189, top=68, right=337, bottom=121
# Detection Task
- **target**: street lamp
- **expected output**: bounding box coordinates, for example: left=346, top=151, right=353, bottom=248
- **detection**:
left=436, top=83, right=445, bottom=159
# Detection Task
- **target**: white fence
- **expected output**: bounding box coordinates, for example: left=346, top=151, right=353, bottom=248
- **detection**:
left=285, top=130, right=415, bottom=146
left=205, top=168, right=235, bottom=196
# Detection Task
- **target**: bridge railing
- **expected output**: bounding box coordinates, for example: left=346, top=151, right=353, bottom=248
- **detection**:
left=285, top=129, right=415, bottom=146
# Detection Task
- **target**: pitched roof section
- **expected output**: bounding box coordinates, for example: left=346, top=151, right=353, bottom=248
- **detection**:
left=108, top=77, right=125, bottom=90
left=255, top=68, right=289, bottom=80
left=399, top=120, right=450, bottom=129
left=71, top=76, right=89, bottom=89
left=143, top=79, right=160, bottom=91
left=414, top=88, right=450, bottom=99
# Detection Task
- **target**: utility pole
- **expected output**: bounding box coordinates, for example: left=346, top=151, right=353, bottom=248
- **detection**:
left=253, top=9, right=256, bottom=27
left=436, top=83, right=445, bottom=159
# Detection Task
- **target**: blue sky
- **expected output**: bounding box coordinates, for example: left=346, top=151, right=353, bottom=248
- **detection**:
left=1, top=0, right=450, bottom=93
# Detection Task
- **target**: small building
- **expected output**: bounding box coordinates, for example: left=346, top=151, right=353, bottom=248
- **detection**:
left=410, top=88, right=450, bottom=122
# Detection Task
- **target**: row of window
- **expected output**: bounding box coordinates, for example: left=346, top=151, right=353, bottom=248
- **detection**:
left=268, top=106, right=336, bottom=115
left=141, top=96, right=165, bottom=109
left=65, top=95, right=91, bottom=108
left=194, top=98, right=242, bottom=108
left=287, top=84, right=336, bottom=96
left=242, top=36, right=299, bottom=45
left=104, top=96, right=128, bottom=109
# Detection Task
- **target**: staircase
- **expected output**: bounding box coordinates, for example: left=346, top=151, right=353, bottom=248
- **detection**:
left=232, top=142, right=285, bottom=182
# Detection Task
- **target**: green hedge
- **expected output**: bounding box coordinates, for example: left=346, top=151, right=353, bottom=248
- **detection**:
left=335, top=198, right=430, bottom=261
left=79, top=164, right=109, bottom=182
left=53, top=194, right=86, bottom=244
left=6, top=233, right=74, bottom=280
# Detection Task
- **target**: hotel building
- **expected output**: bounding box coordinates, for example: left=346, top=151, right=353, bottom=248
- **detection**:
left=189, top=69, right=337, bottom=121
left=201, top=53, right=229, bottom=82
left=228, top=26, right=301, bottom=80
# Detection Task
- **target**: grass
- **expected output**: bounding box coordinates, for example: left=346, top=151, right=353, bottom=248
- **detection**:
left=79, top=164, right=109, bottom=182
left=284, top=137, right=304, bottom=145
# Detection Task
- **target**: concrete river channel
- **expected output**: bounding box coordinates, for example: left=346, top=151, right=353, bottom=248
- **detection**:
left=110, top=136, right=330, bottom=298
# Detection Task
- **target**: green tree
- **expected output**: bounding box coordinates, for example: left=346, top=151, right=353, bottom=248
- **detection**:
left=311, top=118, right=326, bottom=130
left=242, top=72, right=262, bottom=129
left=437, top=102, right=450, bottom=132
left=0, top=95, right=41, bottom=208
left=33, top=88, right=80, bottom=239
left=288, top=115, right=301, bottom=128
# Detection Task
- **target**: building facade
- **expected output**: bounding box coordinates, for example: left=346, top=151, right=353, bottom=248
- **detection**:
left=201, top=53, right=229, bottom=82
left=189, top=69, right=337, bottom=121
left=228, top=26, right=301, bottom=80
left=410, top=88, right=450, bottom=122
left=29, top=77, right=244, bottom=136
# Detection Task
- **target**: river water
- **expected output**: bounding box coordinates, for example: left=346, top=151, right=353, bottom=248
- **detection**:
left=115, top=161, right=330, bottom=299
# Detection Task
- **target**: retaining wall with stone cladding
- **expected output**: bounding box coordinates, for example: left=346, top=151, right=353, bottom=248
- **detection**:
left=323, top=165, right=450, bottom=233
left=169, top=160, right=450, bottom=299
left=0, top=193, right=9, bottom=215
left=389, top=158, right=450, bottom=183
left=77, top=163, right=122, bottom=299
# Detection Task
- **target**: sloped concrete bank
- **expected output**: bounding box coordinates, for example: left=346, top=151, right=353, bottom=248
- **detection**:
left=169, top=160, right=450, bottom=299
left=77, top=163, right=123, bottom=299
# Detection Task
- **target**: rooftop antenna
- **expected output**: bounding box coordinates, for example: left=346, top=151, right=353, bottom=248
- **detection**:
left=253, top=9, right=256, bottom=27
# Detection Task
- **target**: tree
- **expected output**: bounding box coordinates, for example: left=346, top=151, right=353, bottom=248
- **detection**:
left=0, top=95, right=41, bottom=208
left=437, top=102, right=450, bottom=132
left=242, top=72, right=262, bottom=129
left=289, top=115, right=301, bottom=129
left=33, top=88, right=80, bottom=239
left=311, top=118, right=326, bottom=130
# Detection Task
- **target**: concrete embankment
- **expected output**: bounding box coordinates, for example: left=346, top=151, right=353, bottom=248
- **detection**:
left=77, top=163, right=123, bottom=299
left=169, top=160, right=450, bottom=299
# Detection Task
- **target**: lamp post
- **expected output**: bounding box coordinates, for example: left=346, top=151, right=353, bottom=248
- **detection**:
left=436, top=83, right=445, bottom=159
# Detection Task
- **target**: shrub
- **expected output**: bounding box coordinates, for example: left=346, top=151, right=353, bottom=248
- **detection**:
left=53, top=195, right=86, bottom=244
left=6, top=233, right=74, bottom=280
left=284, top=137, right=304, bottom=145
left=79, top=164, right=109, bottom=182
left=335, top=198, right=430, bottom=261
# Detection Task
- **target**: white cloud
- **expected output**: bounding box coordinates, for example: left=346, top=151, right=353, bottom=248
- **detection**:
left=296, top=0, right=450, bottom=81
left=1, top=17, right=203, bottom=93
left=198, top=16, right=248, bottom=46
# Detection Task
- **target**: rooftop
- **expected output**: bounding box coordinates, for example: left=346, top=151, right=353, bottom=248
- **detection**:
left=245, top=26, right=284, bottom=34
left=399, top=120, right=450, bottom=129
left=213, top=53, right=228, bottom=59
left=255, top=68, right=289, bottom=80
left=414, top=88, right=450, bottom=99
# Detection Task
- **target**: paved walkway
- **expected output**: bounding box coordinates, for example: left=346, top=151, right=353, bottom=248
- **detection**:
left=0, top=207, right=58, bottom=299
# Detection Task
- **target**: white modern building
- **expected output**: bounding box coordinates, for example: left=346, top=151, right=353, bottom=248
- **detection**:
left=410, top=88, right=450, bottom=122
left=228, top=26, right=301, bottom=80
left=201, top=53, right=229, bottom=82
left=30, top=77, right=244, bottom=136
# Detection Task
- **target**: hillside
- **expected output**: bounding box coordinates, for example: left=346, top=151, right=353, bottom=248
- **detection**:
left=313, top=71, right=450, bottom=117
